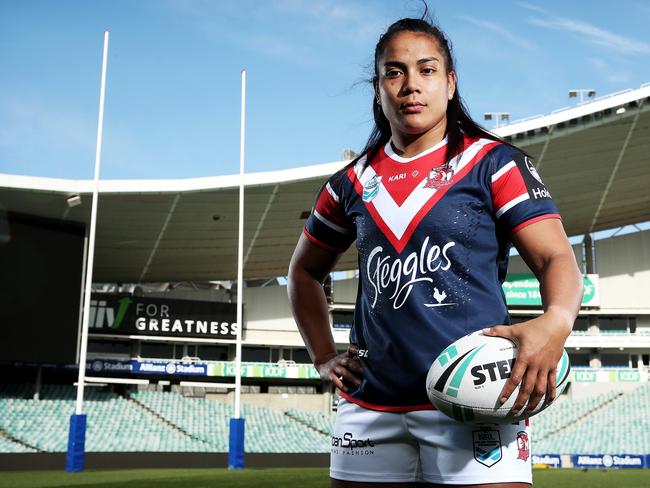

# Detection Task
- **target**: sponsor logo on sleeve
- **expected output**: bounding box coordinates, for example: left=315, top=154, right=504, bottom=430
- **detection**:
left=513, top=153, right=551, bottom=200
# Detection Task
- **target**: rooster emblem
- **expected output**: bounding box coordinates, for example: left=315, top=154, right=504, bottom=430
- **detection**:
left=424, top=287, right=457, bottom=309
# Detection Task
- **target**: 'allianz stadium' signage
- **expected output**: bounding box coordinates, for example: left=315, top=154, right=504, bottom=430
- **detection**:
left=132, top=361, right=208, bottom=376
left=89, top=293, right=238, bottom=339
left=572, top=454, right=645, bottom=469
left=531, top=454, right=561, bottom=467
left=89, top=360, right=132, bottom=373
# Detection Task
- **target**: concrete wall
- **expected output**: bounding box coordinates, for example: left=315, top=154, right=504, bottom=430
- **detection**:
left=595, top=230, right=650, bottom=310
left=242, top=285, right=302, bottom=346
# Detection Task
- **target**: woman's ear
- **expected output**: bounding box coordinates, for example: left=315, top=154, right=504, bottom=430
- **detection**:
left=447, top=71, right=457, bottom=100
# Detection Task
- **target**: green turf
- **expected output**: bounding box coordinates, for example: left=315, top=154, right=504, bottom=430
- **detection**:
left=0, top=468, right=648, bottom=488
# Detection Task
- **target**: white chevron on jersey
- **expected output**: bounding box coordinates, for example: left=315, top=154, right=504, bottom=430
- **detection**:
left=354, top=138, right=496, bottom=241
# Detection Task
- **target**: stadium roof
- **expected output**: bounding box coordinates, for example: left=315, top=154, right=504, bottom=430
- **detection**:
left=1, top=84, right=649, bottom=282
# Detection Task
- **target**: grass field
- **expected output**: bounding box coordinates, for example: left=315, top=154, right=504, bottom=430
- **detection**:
left=0, top=468, right=649, bottom=488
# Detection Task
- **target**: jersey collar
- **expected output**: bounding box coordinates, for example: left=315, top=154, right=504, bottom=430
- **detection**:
left=384, top=136, right=448, bottom=163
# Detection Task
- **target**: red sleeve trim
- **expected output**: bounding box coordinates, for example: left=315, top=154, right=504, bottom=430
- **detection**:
left=511, top=214, right=562, bottom=235
left=339, top=392, right=436, bottom=412
left=492, top=164, right=527, bottom=211
left=303, top=228, right=348, bottom=253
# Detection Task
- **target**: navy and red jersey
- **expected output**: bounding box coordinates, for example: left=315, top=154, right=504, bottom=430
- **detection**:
left=304, top=136, right=560, bottom=411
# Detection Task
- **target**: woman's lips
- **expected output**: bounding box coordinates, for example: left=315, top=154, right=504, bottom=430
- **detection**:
left=401, top=102, right=425, bottom=114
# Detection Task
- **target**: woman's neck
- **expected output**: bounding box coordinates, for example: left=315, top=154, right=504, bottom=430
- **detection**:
left=390, top=122, right=447, bottom=158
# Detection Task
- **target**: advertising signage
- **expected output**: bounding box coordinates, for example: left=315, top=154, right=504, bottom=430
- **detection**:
left=531, top=454, right=562, bottom=468
left=88, top=294, right=238, bottom=340
left=572, top=454, right=645, bottom=469
left=70, top=359, right=321, bottom=379
left=132, top=361, right=208, bottom=376
left=503, top=274, right=599, bottom=307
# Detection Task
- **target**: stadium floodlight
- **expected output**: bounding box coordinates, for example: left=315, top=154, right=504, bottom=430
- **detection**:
left=483, top=112, right=510, bottom=128
left=569, top=89, right=596, bottom=104
left=66, top=194, right=82, bottom=208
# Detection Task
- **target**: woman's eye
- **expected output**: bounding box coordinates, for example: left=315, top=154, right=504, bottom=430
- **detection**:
left=385, top=69, right=402, bottom=78
left=422, top=67, right=436, bottom=75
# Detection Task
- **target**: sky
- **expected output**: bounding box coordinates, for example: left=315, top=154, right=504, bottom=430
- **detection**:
left=1, top=0, right=649, bottom=180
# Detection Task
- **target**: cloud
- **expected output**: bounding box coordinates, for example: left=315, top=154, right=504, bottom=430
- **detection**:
left=587, top=57, right=631, bottom=84
left=164, top=0, right=383, bottom=57
left=0, top=94, right=99, bottom=176
left=0, top=97, right=94, bottom=154
left=457, top=15, right=538, bottom=52
left=515, top=2, right=548, bottom=15
left=527, top=16, right=650, bottom=55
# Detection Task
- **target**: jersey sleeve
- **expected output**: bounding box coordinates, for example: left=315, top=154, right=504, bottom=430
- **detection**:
left=303, top=172, right=356, bottom=253
left=490, top=148, right=561, bottom=234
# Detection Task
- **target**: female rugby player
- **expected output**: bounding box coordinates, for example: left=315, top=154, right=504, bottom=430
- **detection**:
left=288, top=13, right=582, bottom=488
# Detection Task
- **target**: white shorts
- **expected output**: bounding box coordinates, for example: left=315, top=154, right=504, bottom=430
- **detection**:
left=330, top=399, right=532, bottom=485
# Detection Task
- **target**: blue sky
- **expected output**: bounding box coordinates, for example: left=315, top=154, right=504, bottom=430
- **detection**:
left=1, top=0, right=649, bottom=180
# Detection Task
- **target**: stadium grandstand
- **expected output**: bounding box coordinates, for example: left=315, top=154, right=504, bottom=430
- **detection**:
left=1, top=82, right=650, bottom=471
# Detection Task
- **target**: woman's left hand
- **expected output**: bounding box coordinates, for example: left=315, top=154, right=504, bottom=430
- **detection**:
left=482, top=309, right=572, bottom=414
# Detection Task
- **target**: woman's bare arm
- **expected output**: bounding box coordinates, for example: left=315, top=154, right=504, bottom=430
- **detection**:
left=484, top=218, right=583, bottom=412
left=287, top=234, right=362, bottom=392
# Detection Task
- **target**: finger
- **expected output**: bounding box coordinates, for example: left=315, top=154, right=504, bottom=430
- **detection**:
left=510, top=366, right=538, bottom=414
left=544, top=369, right=557, bottom=407
left=482, top=325, right=513, bottom=339
left=333, top=364, right=362, bottom=387
left=498, top=355, right=527, bottom=405
left=347, top=345, right=359, bottom=357
left=347, top=358, right=365, bottom=375
left=329, top=370, right=348, bottom=392
left=340, top=355, right=364, bottom=375
left=525, top=369, right=548, bottom=412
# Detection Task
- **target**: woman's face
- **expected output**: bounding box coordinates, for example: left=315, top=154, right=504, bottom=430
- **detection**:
left=375, top=31, right=456, bottom=141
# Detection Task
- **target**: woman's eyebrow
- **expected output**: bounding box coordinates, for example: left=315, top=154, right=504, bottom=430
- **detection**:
left=383, top=56, right=440, bottom=68
left=417, top=56, right=439, bottom=64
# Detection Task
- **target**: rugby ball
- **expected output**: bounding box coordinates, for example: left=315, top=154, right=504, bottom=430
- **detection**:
left=426, top=330, right=570, bottom=424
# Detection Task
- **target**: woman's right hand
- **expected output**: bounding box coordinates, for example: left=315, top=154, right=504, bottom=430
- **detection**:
left=315, top=346, right=364, bottom=393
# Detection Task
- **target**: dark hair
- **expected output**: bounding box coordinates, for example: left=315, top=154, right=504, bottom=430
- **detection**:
left=350, top=12, right=514, bottom=169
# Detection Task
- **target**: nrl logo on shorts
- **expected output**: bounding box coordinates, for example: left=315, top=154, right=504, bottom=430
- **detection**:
left=516, top=431, right=529, bottom=461
left=362, top=175, right=381, bottom=202
left=424, top=165, right=454, bottom=189
left=472, top=429, right=502, bottom=467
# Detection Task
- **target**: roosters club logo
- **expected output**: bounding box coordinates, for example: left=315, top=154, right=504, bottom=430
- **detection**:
left=516, top=431, right=529, bottom=461
left=424, top=165, right=454, bottom=189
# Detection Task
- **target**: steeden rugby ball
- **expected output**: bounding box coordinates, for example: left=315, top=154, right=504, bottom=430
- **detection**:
left=426, top=330, right=570, bottom=424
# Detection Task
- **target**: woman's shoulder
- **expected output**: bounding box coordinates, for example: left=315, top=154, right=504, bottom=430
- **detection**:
left=466, top=136, right=525, bottom=162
